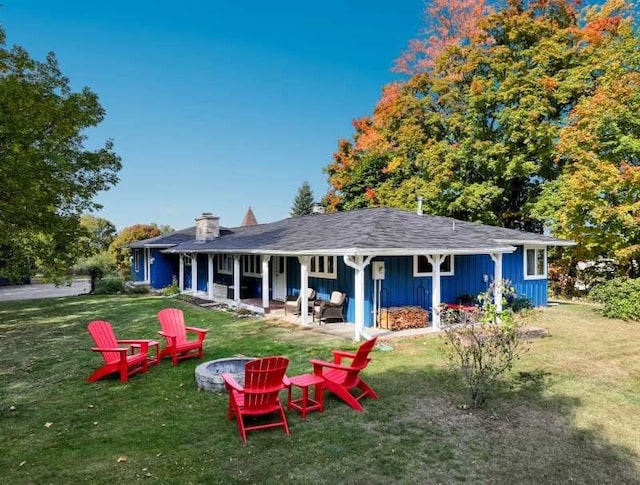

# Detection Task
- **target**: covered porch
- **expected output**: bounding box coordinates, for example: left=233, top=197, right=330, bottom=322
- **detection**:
left=176, top=250, right=510, bottom=342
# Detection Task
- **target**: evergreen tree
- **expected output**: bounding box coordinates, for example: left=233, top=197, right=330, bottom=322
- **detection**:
left=290, top=182, right=315, bottom=217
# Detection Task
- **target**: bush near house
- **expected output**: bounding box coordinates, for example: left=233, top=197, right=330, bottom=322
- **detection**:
left=589, top=278, right=640, bottom=321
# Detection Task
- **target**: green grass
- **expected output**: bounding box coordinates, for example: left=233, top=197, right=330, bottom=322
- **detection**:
left=1, top=296, right=639, bottom=484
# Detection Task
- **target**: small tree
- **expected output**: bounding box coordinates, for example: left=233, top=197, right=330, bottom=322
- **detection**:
left=441, top=281, right=526, bottom=408
left=290, top=181, right=315, bottom=217
left=108, top=224, right=161, bottom=274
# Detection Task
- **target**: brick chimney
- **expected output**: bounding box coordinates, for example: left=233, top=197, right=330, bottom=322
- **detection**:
left=195, top=212, right=220, bottom=241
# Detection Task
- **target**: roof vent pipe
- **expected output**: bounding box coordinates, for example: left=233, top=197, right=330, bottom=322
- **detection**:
left=417, top=196, right=423, bottom=215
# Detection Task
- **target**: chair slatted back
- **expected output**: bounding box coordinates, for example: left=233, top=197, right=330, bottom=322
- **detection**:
left=243, top=357, right=289, bottom=410
left=343, top=337, right=377, bottom=387
left=87, top=321, right=120, bottom=364
left=157, top=308, right=188, bottom=345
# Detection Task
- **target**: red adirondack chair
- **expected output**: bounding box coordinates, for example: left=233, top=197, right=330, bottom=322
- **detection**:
left=86, top=320, right=150, bottom=384
left=310, top=336, right=379, bottom=411
left=157, top=308, right=209, bottom=366
left=222, top=356, right=290, bottom=443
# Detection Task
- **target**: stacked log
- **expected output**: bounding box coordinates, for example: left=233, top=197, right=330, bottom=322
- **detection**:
left=378, top=306, right=428, bottom=330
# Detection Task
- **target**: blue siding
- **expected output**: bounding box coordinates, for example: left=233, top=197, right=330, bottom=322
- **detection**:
left=376, top=255, right=494, bottom=320
left=282, top=248, right=548, bottom=329
left=197, top=254, right=208, bottom=292
left=150, top=250, right=178, bottom=289
left=184, top=260, right=192, bottom=290
left=504, top=247, right=548, bottom=306
left=130, top=249, right=145, bottom=282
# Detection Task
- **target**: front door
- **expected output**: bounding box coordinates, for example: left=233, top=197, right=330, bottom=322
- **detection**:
left=272, top=256, right=287, bottom=301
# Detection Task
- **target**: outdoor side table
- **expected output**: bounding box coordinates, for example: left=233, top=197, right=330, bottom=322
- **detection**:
left=146, top=340, right=160, bottom=365
left=288, top=373, right=324, bottom=419
left=131, top=340, right=160, bottom=366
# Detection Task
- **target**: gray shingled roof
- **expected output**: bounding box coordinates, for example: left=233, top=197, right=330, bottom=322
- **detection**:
left=128, top=227, right=197, bottom=248
left=165, top=208, right=573, bottom=256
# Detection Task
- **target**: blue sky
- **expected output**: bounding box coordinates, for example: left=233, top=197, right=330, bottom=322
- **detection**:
left=2, top=1, right=424, bottom=230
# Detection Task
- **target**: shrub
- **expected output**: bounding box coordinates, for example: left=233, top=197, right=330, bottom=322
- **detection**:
left=93, top=276, right=123, bottom=295
left=441, top=281, right=527, bottom=408
left=589, top=278, right=640, bottom=321
left=161, top=282, right=180, bottom=296
left=547, top=263, right=575, bottom=298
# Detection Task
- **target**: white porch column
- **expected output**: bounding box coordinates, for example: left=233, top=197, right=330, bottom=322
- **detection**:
left=233, top=255, right=241, bottom=304
left=191, top=252, right=198, bottom=296
left=490, top=253, right=503, bottom=313
left=179, top=254, right=184, bottom=291
left=298, top=256, right=310, bottom=325
left=343, top=255, right=373, bottom=342
left=207, top=254, right=214, bottom=300
left=426, top=254, right=445, bottom=329
left=261, top=255, right=271, bottom=310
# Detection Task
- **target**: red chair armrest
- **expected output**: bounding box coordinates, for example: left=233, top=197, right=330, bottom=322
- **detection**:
left=118, top=340, right=149, bottom=353
left=91, top=347, right=128, bottom=353
left=282, top=374, right=291, bottom=387
left=221, top=373, right=243, bottom=392
left=309, top=358, right=359, bottom=372
left=331, top=350, right=356, bottom=363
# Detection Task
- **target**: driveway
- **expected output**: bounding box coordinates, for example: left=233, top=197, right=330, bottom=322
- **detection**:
left=0, top=279, right=91, bottom=301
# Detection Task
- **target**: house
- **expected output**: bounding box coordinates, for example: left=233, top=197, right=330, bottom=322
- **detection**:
left=128, top=207, right=574, bottom=340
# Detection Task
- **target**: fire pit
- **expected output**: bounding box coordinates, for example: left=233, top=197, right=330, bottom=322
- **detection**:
left=195, top=357, right=255, bottom=392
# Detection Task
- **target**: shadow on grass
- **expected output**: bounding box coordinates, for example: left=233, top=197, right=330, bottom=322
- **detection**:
left=0, top=295, right=638, bottom=484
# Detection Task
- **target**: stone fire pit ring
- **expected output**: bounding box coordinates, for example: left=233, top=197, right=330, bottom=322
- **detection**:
left=195, top=357, right=255, bottom=392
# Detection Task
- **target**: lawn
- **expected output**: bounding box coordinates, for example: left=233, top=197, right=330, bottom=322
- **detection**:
left=1, top=295, right=639, bottom=484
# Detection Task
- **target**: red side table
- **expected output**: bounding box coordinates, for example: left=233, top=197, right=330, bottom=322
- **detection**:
left=288, top=373, right=324, bottom=419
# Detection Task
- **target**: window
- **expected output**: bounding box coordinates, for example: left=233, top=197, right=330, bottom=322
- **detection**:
left=524, top=246, right=546, bottom=279
left=134, top=251, right=140, bottom=272
left=413, top=255, right=454, bottom=277
left=216, top=254, right=233, bottom=275
left=183, top=254, right=192, bottom=266
left=242, top=255, right=262, bottom=277
left=308, top=256, right=337, bottom=279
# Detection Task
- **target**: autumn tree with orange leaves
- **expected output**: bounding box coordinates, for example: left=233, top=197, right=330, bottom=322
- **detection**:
left=324, top=0, right=640, bottom=272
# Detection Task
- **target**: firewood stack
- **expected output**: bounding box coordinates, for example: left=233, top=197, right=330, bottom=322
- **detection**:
left=378, top=306, right=428, bottom=330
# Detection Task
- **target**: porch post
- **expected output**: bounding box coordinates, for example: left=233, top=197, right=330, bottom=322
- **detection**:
left=261, top=255, right=271, bottom=310
left=343, top=255, right=373, bottom=342
left=191, top=252, right=198, bottom=296
left=179, top=253, right=184, bottom=291
left=298, top=256, right=311, bottom=326
left=207, top=254, right=214, bottom=300
left=490, top=253, right=503, bottom=313
left=426, top=254, right=444, bottom=329
left=233, top=255, right=241, bottom=304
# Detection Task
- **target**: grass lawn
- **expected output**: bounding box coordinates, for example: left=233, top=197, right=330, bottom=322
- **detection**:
left=1, top=295, right=639, bottom=484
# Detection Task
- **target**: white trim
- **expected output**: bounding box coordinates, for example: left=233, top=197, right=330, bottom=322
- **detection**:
left=343, top=255, right=373, bottom=341
left=191, top=252, right=198, bottom=296
left=144, top=248, right=151, bottom=283
left=179, top=254, right=184, bottom=290
left=413, top=254, right=454, bottom=277
left=427, top=254, right=444, bottom=329
left=163, top=246, right=518, bottom=257
left=242, top=254, right=262, bottom=277
left=523, top=245, right=547, bottom=280
left=496, top=238, right=575, bottom=247
left=233, top=255, right=241, bottom=303
left=308, top=255, right=337, bottom=279
left=216, top=254, right=233, bottom=275
left=298, top=256, right=311, bottom=326
left=490, top=253, right=503, bottom=313
left=134, top=250, right=140, bottom=272
left=261, top=255, right=271, bottom=309
left=207, top=254, right=214, bottom=300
